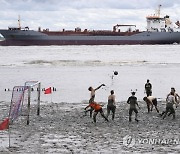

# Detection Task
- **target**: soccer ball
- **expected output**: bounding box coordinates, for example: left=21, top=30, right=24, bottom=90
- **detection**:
left=114, top=71, right=118, bottom=75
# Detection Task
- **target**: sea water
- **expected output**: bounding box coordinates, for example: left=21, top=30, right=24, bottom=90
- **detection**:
left=0, top=45, right=180, bottom=103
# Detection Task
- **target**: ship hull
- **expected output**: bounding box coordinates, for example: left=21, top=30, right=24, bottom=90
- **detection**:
left=0, top=39, right=178, bottom=46
left=0, top=29, right=180, bottom=46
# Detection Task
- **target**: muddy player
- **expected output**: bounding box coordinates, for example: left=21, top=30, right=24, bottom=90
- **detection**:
left=107, top=90, right=116, bottom=120
left=160, top=87, right=179, bottom=117
left=143, top=96, right=159, bottom=113
left=145, top=79, right=152, bottom=97
left=162, top=92, right=177, bottom=120
left=84, top=102, right=108, bottom=123
left=85, top=84, right=105, bottom=117
left=127, top=91, right=140, bottom=122
left=167, top=87, right=180, bottom=104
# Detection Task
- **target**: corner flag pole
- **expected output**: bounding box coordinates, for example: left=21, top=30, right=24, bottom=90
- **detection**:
left=51, top=90, right=53, bottom=103
left=8, top=120, right=11, bottom=148
left=37, top=82, right=41, bottom=115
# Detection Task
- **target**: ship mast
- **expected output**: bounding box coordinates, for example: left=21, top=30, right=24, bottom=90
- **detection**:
left=157, top=4, right=162, bottom=18
left=18, top=15, right=21, bottom=29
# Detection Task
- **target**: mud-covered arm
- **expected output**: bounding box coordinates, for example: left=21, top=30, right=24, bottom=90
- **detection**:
left=166, top=93, right=170, bottom=101
left=112, top=95, right=116, bottom=105
left=84, top=104, right=90, bottom=110
left=95, top=84, right=105, bottom=91
left=127, top=97, right=130, bottom=104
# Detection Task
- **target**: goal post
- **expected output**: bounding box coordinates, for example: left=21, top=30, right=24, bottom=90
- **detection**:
left=24, top=81, right=41, bottom=125
left=25, top=81, right=41, bottom=115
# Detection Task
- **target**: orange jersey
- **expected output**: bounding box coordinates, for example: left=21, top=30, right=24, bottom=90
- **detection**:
left=89, top=102, right=102, bottom=111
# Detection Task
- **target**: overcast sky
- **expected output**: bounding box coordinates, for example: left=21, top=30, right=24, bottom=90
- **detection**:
left=0, top=0, right=180, bottom=31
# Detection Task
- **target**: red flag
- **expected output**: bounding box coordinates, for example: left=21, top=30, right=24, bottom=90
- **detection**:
left=44, top=87, right=52, bottom=94
left=0, top=118, right=9, bottom=130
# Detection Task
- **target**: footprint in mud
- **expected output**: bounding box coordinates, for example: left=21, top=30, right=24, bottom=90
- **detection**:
left=63, top=144, right=74, bottom=153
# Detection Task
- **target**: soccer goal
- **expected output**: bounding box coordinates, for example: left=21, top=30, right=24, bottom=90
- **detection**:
left=9, top=81, right=41, bottom=125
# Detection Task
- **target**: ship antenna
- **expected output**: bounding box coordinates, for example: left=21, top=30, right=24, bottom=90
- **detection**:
left=18, top=15, right=21, bottom=29
left=157, top=4, right=162, bottom=17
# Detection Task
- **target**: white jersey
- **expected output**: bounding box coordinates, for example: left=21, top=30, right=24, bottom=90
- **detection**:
left=167, top=95, right=175, bottom=104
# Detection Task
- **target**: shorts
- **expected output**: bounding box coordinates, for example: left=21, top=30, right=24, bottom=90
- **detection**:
left=146, top=91, right=152, bottom=96
left=166, top=103, right=175, bottom=114
left=94, top=108, right=103, bottom=113
left=129, top=108, right=138, bottom=116
left=107, top=105, right=116, bottom=112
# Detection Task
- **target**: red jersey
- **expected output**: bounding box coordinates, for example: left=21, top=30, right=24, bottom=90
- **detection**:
left=89, top=102, right=102, bottom=111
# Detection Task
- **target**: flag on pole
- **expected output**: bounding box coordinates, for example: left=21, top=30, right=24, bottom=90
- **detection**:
left=0, top=118, right=9, bottom=130
left=44, top=87, right=52, bottom=94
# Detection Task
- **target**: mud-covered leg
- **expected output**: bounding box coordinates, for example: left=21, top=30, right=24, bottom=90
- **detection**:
left=100, top=110, right=109, bottom=122
left=93, top=111, right=98, bottom=123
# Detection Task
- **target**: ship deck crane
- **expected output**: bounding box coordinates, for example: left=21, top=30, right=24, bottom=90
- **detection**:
left=113, top=24, right=136, bottom=32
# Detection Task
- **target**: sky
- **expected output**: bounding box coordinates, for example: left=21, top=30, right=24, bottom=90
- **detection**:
left=0, top=0, right=180, bottom=31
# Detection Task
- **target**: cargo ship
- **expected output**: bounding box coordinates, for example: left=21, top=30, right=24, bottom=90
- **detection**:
left=0, top=5, right=180, bottom=46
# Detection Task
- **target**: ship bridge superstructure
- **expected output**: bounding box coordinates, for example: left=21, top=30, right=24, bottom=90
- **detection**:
left=146, top=5, right=179, bottom=32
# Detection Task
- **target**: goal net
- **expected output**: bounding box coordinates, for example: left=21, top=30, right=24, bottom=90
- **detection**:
left=9, top=81, right=41, bottom=125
